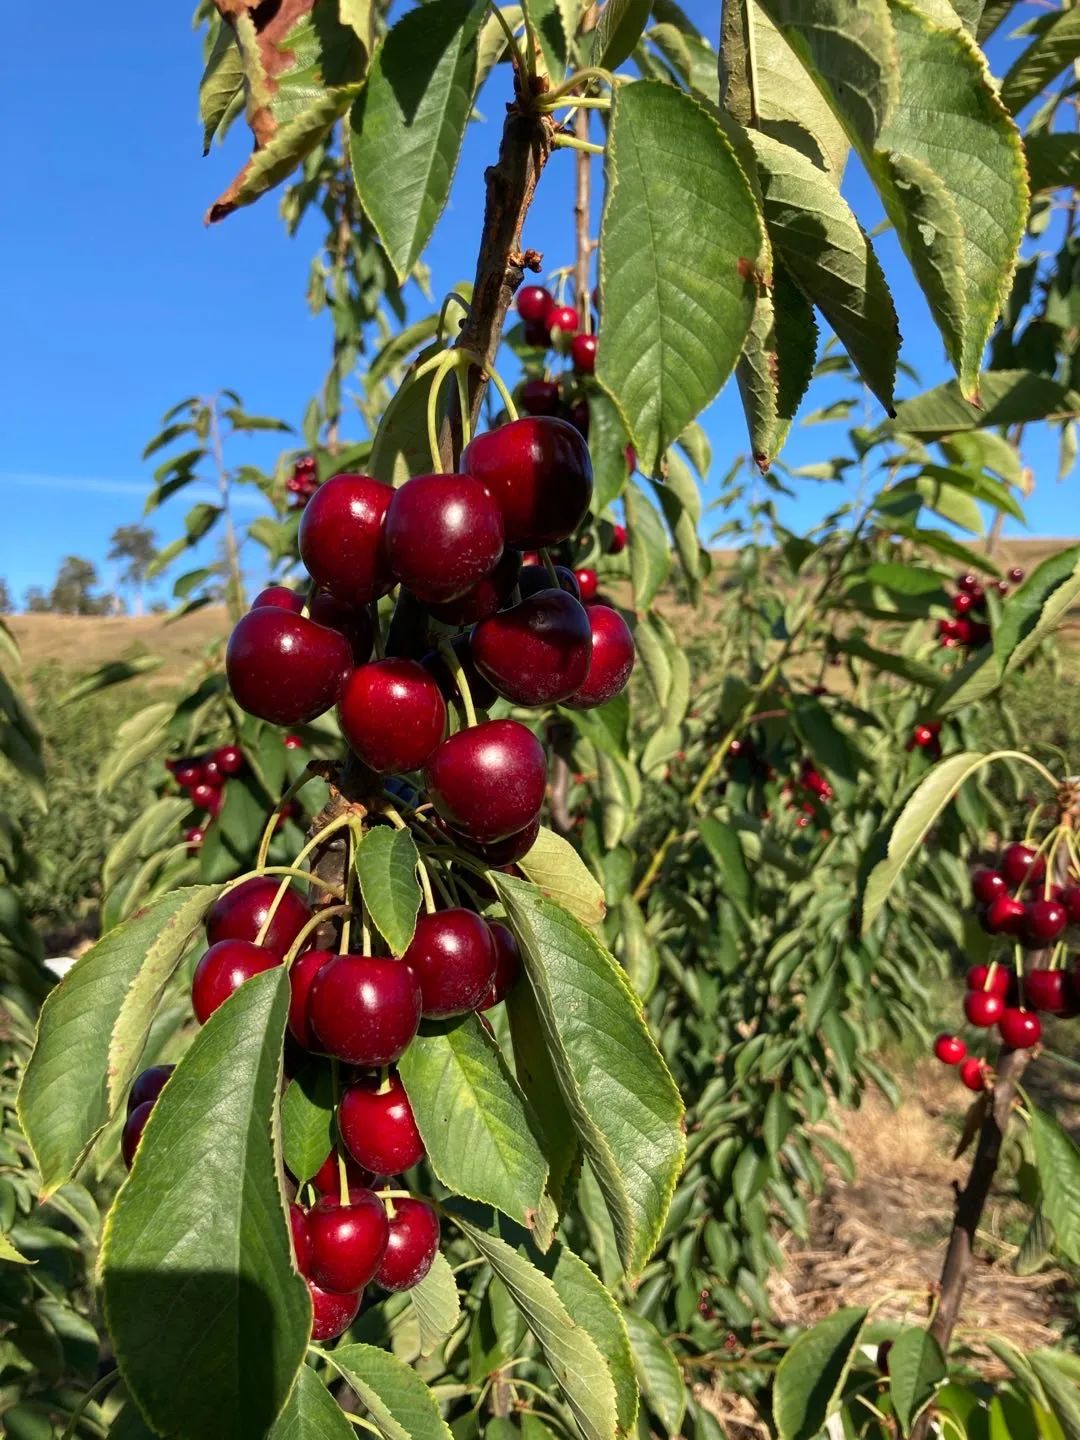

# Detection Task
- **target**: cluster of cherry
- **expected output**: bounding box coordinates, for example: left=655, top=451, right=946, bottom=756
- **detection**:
left=934, top=841, right=1078, bottom=1089
left=937, top=566, right=1024, bottom=650
left=287, top=454, right=319, bottom=509
left=166, top=745, right=246, bottom=851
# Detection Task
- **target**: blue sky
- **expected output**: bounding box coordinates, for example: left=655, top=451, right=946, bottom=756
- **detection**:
left=1, top=3, right=1073, bottom=609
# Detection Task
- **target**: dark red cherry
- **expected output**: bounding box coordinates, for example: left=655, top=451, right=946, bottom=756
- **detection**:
left=288, top=949, right=335, bottom=1049
left=461, top=417, right=593, bottom=548
left=424, top=719, right=548, bottom=843
left=122, top=1100, right=154, bottom=1170
left=452, top=814, right=541, bottom=866
left=403, top=910, right=497, bottom=1018
left=524, top=319, right=552, bottom=348
left=191, top=940, right=279, bottom=1025
left=571, top=333, right=597, bottom=375
left=516, top=285, right=552, bottom=324
left=427, top=548, right=523, bottom=626
left=298, top=473, right=394, bottom=606
left=952, top=617, right=973, bottom=646
left=568, top=398, right=590, bottom=438
left=564, top=605, right=635, bottom=710
left=952, top=592, right=974, bottom=615
left=339, top=1073, right=424, bottom=1176
left=966, top=963, right=1011, bottom=997
left=980, top=894, right=1026, bottom=937
left=609, top=523, right=627, bottom=555
left=289, top=1203, right=313, bottom=1274
left=307, top=1190, right=389, bottom=1293
left=308, top=591, right=375, bottom=665
left=376, top=1198, right=440, bottom=1292
left=1008, top=566, right=1025, bottom=583
left=1026, top=968, right=1073, bottom=1015
left=207, top=878, right=313, bottom=958
left=338, top=660, right=447, bottom=773
left=1064, top=886, right=1080, bottom=924
left=972, top=868, right=1006, bottom=905
left=1001, top=843, right=1045, bottom=887
left=959, top=1057, right=988, bottom=1092
left=385, top=474, right=505, bottom=603
left=957, top=572, right=979, bottom=593
left=521, top=379, right=562, bottom=417
left=964, top=989, right=1004, bottom=1027
left=308, top=954, right=422, bottom=1066
left=173, top=758, right=204, bottom=789
left=128, top=1064, right=174, bottom=1114
left=190, top=782, right=219, bottom=812
left=226, top=608, right=351, bottom=725
left=518, top=563, right=581, bottom=601
left=933, top=1034, right=966, bottom=1066
left=999, top=1007, right=1042, bottom=1049
left=252, top=585, right=304, bottom=612
left=573, top=568, right=598, bottom=602
left=477, top=922, right=522, bottom=1010
left=547, top=303, right=579, bottom=335
left=213, top=744, right=245, bottom=776
left=472, top=589, right=592, bottom=706
left=421, top=635, right=499, bottom=712
left=311, top=1149, right=376, bottom=1196
left=184, top=827, right=205, bottom=851
left=1024, top=898, right=1067, bottom=947
left=307, top=1278, right=361, bottom=1340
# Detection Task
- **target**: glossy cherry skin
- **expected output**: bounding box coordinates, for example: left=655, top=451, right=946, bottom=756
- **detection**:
left=311, top=1149, right=376, bottom=1196
left=573, top=568, right=598, bottom=602
left=952, top=592, right=974, bottom=615
left=376, top=1198, right=440, bottom=1292
left=472, top=589, right=592, bottom=706
left=980, top=894, right=1026, bottom=937
left=461, top=417, right=593, bottom=548
left=477, top=921, right=522, bottom=1010
left=609, top=523, right=627, bottom=555
left=252, top=585, right=305, bottom=612
left=288, top=949, right=335, bottom=1049
left=184, top=827, right=205, bottom=851
left=1024, top=898, right=1067, bottom=947
left=452, top=814, right=540, bottom=867
left=403, top=910, right=497, bottom=1018
left=999, top=1007, right=1042, bottom=1050
left=957, top=572, right=978, bottom=594
left=972, top=868, right=1006, bottom=905
left=173, top=758, right=204, bottom=789
left=516, top=285, right=552, bottom=324
left=338, top=660, right=447, bottom=773
left=207, top=877, right=313, bottom=958
left=427, top=549, right=523, bottom=626
left=214, top=744, right=245, bottom=776
left=1008, top=566, right=1025, bottom=583
left=1000, top=842, right=1045, bottom=887
left=192, top=941, right=280, bottom=1025
left=226, top=608, right=352, bottom=725
left=128, top=1064, right=174, bottom=1113
left=307, top=1190, right=389, bottom=1293
left=289, top=1203, right=313, bottom=1274
left=308, top=954, right=422, bottom=1067
left=1026, top=968, right=1074, bottom=1015
left=564, top=605, right=635, bottom=710
left=339, top=1073, right=425, bottom=1176
left=122, top=1100, right=154, bottom=1170
left=933, top=1034, right=966, bottom=1066
left=307, top=1278, right=362, bottom=1340
left=424, top=719, right=548, bottom=843
left=518, top=563, right=581, bottom=601
left=385, top=474, right=505, bottom=603
left=422, top=635, right=498, bottom=712
left=964, top=989, right=1004, bottom=1028
left=308, top=591, right=375, bottom=665
left=521, top=379, right=562, bottom=417
left=547, top=303, right=579, bottom=335
left=966, top=963, right=1010, bottom=997
left=571, top=333, right=597, bottom=375
left=959, top=1057, right=988, bottom=1092
left=190, top=783, right=220, bottom=812
left=298, top=473, right=394, bottom=606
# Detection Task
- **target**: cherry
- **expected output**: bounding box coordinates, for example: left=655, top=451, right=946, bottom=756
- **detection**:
left=999, top=1007, right=1042, bottom=1050
left=1026, top=968, right=1073, bottom=1015
left=971, top=868, right=1006, bottom=905
left=192, top=940, right=280, bottom=1024
left=957, top=572, right=979, bottom=593
left=516, top=285, right=552, bottom=325
left=969, top=621, right=991, bottom=647
left=1008, top=566, right=1025, bottom=583
left=609, top=523, right=628, bottom=555
left=422, top=635, right=498, bottom=712
left=252, top=585, right=304, bottom=612
left=307, top=1190, right=389, bottom=1293
left=1001, top=843, right=1045, bottom=887
left=339, top=1073, right=424, bottom=1176
left=953, top=592, right=975, bottom=616
left=547, top=303, right=579, bottom=335
left=173, top=758, right=204, bottom=789
left=1063, top=886, right=1080, bottom=924
left=571, top=333, right=597, bottom=375
left=403, top=910, right=497, bottom=1018
left=190, top=782, right=220, bottom=813
left=308, top=591, right=375, bottom=665
left=964, top=989, right=1004, bottom=1027
left=289, top=1203, right=312, bottom=1274
left=307, top=1278, right=361, bottom=1340
left=427, top=548, right=523, bottom=626
left=385, top=474, right=505, bottom=603
left=122, top=1100, right=154, bottom=1169
left=1023, top=898, right=1067, bottom=947
left=338, top=660, right=447, bottom=773
left=452, top=814, right=540, bottom=866
left=461, top=417, right=593, bottom=548
left=524, top=319, right=552, bottom=348
left=376, top=1198, right=440, bottom=1292
left=574, top=568, right=598, bottom=602
left=226, top=609, right=352, bottom=725
left=933, top=1034, right=966, bottom=1066
left=912, top=725, right=935, bottom=749
left=518, top=563, right=581, bottom=601
left=207, top=878, right=313, bottom=958
left=284, top=733, right=303, bottom=750
left=521, top=379, right=562, bottom=417
left=184, top=827, right=205, bottom=851
left=876, top=1340, right=893, bottom=1375
left=288, top=949, right=334, bottom=1049
left=477, top=921, right=522, bottom=1010
left=980, top=894, right=1026, bottom=937
left=966, top=963, right=1010, bottom=997
left=424, top=719, right=548, bottom=842
left=311, top=1149, right=376, bottom=1196
left=568, top=398, right=590, bottom=438
left=128, top=1064, right=174, bottom=1113
left=214, top=744, right=245, bottom=776
left=471, top=589, right=592, bottom=706
left=564, top=605, right=636, bottom=710
left=298, top=474, right=394, bottom=606
left=308, top=954, right=422, bottom=1066
left=952, top=618, right=973, bottom=646
left=959, top=1057, right=988, bottom=1092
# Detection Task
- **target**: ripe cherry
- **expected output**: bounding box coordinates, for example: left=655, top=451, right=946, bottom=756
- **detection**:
left=207, top=878, right=313, bottom=958
left=190, top=782, right=220, bottom=812
left=298, top=474, right=394, bottom=606
left=122, top=1100, right=154, bottom=1169
left=461, top=417, right=593, bottom=548
left=284, top=733, right=303, bottom=750
left=1008, top=566, right=1025, bottom=584
left=957, top=573, right=979, bottom=594
left=564, top=605, right=636, bottom=710
left=471, top=589, right=592, bottom=706
left=547, top=303, right=579, bottom=335
left=338, top=660, right=447, bottom=773
left=184, top=827, right=205, bottom=851
left=959, top=1057, right=988, bottom=1092
left=1026, top=968, right=1073, bottom=1015
left=424, top=719, right=548, bottom=843
left=213, top=744, right=245, bottom=776
left=339, top=1073, right=425, bottom=1176
left=933, top=1034, right=966, bottom=1066
left=422, top=635, right=498, bottom=712
left=307, top=1190, right=390, bottom=1293
left=386, top=474, right=505, bottom=603
left=1024, top=898, right=1067, bottom=947
left=376, top=1198, right=440, bottom=1292
left=952, top=617, right=974, bottom=646
left=307, top=1278, right=361, bottom=1340
left=192, top=940, right=279, bottom=1025
left=1000, top=843, right=1045, bottom=887
left=966, top=963, right=1011, bottom=997
left=568, top=398, right=590, bottom=438
left=403, top=910, right=497, bottom=1017
left=609, top=523, right=627, bottom=555
left=972, top=868, right=1006, bottom=905
left=452, top=814, right=540, bottom=866
left=981, top=893, right=1026, bottom=937
left=289, top=1203, right=313, bottom=1274
left=999, top=1007, right=1042, bottom=1050
left=173, top=758, right=204, bottom=789
left=311, top=1149, right=375, bottom=1196
left=128, top=1064, right=174, bottom=1113
left=518, top=563, right=581, bottom=601
left=252, top=585, right=305, bottom=612
left=226, top=608, right=352, bottom=725
left=477, top=921, right=522, bottom=1010
left=521, top=379, right=562, bottom=417
left=308, top=954, right=422, bottom=1066
left=288, top=949, right=334, bottom=1049
left=574, top=568, right=598, bottom=602
left=516, top=285, right=552, bottom=325
left=952, top=592, right=974, bottom=615
left=308, top=591, right=375, bottom=665
left=964, top=989, right=1004, bottom=1027
left=427, top=548, right=523, bottom=627
left=571, top=333, right=597, bottom=375
left=524, top=319, right=552, bottom=348
left=1062, top=886, right=1080, bottom=924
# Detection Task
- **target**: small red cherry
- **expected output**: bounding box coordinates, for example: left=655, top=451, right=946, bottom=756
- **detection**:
left=252, top=585, right=304, bottom=612
left=959, top=1057, right=989, bottom=1092
left=971, top=868, right=1006, bottom=906
left=403, top=910, right=497, bottom=1018
left=385, top=474, right=505, bottom=603
left=207, top=878, right=313, bottom=958
left=308, top=955, right=422, bottom=1067
left=609, top=523, right=627, bottom=555
left=1008, top=566, right=1025, bottom=583
left=310, top=1149, right=375, bottom=1196
left=128, top=1065, right=174, bottom=1113
left=307, top=1278, right=361, bottom=1340
left=339, top=1073, right=425, bottom=1176
left=1023, top=898, right=1067, bottom=947
left=564, top=605, right=636, bottom=710
left=571, top=333, right=597, bottom=375
left=516, top=285, right=552, bottom=325
left=289, top=1203, right=313, bottom=1274
left=1062, top=886, right=1080, bottom=924
left=376, top=1198, right=440, bottom=1292
left=964, top=989, right=1004, bottom=1027
left=307, top=1190, right=389, bottom=1293
left=547, top=303, right=579, bottom=335
left=191, top=940, right=279, bottom=1024
left=1026, top=968, right=1073, bottom=1015
left=981, top=894, right=1026, bottom=936
left=424, top=719, right=548, bottom=843
left=574, top=568, right=598, bottom=601
left=933, top=1034, right=966, bottom=1066
left=451, top=814, right=540, bottom=866
left=427, top=548, right=523, bottom=626
left=214, top=744, right=245, bottom=776
left=461, top=417, right=593, bottom=549
left=957, top=572, right=979, bottom=593
left=298, top=473, right=394, bottom=606
left=952, top=592, right=975, bottom=615
left=226, top=609, right=352, bottom=725
left=338, top=660, right=447, bottom=773
left=999, top=1007, right=1042, bottom=1050
left=966, top=963, right=1011, bottom=997
left=288, top=949, right=335, bottom=1049
left=518, top=563, right=581, bottom=601
left=477, top=921, right=522, bottom=1010
left=521, top=378, right=561, bottom=417
left=471, top=589, right=593, bottom=706
left=1000, top=843, right=1045, bottom=887
left=122, top=1100, right=154, bottom=1170
left=308, top=591, right=375, bottom=665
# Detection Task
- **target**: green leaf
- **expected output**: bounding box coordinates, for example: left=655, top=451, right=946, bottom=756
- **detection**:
left=623, top=1308, right=686, bottom=1435
left=890, top=370, right=1080, bottom=437
left=552, top=1249, right=638, bottom=1434
left=97, top=702, right=174, bottom=796
left=1030, top=1107, right=1080, bottom=1266
left=596, top=80, right=763, bottom=475
left=517, top=826, right=606, bottom=927
left=697, top=816, right=752, bottom=905
left=1028, top=1351, right=1080, bottom=1440
left=748, top=6, right=849, bottom=182
left=398, top=1014, right=549, bottom=1229
left=995, top=546, right=1080, bottom=678
left=491, top=874, right=685, bottom=1279
left=1000, top=8, right=1080, bottom=116
left=773, top=1307, right=868, bottom=1440
left=323, top=1343, right=452, bottom=1440
left=833, top=634, right=941, bottom=688
left=624, top=481, right=671, bottom=612
left=735, top=258, right=818, bottom=470
left=270, top=1364, right=354, bottom=1440
left=1026, top=132, right=1080, bottom=194
left=370, top=360, right=445, bottom=487
left=355, top=825, right=422, bottom=957
left=451, top=1215, right=619, bottom=1440
left=0, top=1231, right=33, bottom=1265
left=589, top=392, right=633, bottom=512
left=101, top=969, right=309, bottom=1440
left=200, top=20, right=245, bottom=152
left=409, top=1250, right=462, bottom=1357
left=18, top=887, right=218, bottom=1196
left=349, top=0, right=480, bottom=281
left=60, top=656, right=164, bottom=706
left=592, top=0, right=651, bottom=70
left=912, top=473, right=984, bottom=534
left=281, top=1060, right=335, bottom=1186
left=889, top=1327, right=947, bottom=1434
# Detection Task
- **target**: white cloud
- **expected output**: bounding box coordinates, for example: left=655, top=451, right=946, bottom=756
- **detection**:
left=0, top=472, right=267, bottom=509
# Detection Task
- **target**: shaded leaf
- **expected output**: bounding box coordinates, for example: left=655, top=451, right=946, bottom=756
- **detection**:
left=355, top=825, right=422, bottom=957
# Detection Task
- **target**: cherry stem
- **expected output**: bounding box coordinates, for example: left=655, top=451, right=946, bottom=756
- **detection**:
left=249, top=866, right=343, bottom=896
left=457, top=347, right=518, bottom=422
left=426, top=351, right=459, bottom=473
left=282, top=906, right=351, bottom=969
left=437, top=290, right=472, bottom=344
left=417, top=859, right=437, bottom=915
left=484, top=0, right=528, bottom=77
left=428, top=862, right=458, bottom=908
left=369, top=601, right=386, bottom=659
left=540, top=549, right=561, bottom=587
left=331, top=1060, right=349, bottom=1207
left=254, top=767, right=324, bottom=870
left=552, top=133, right=604, bottom=155
left=437, top=637, right=478, bottom=727
left=255, top=813, right=354, bottom=947
left=340, top=823, right=359, bottom=953
left=455, top=365, right=473, bottom=453
left=59, top=1368, right=119, bottom=1440
left=377, top=1066, right=392, bottom=1095
left=539, top=65, right=614, bottom=104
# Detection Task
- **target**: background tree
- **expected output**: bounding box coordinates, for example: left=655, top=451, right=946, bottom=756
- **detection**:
left=48, top=555, right=111, bottom=616
left=0, top=579, right=12, bottom=615
left=108, top=524, right=156, bottom=615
